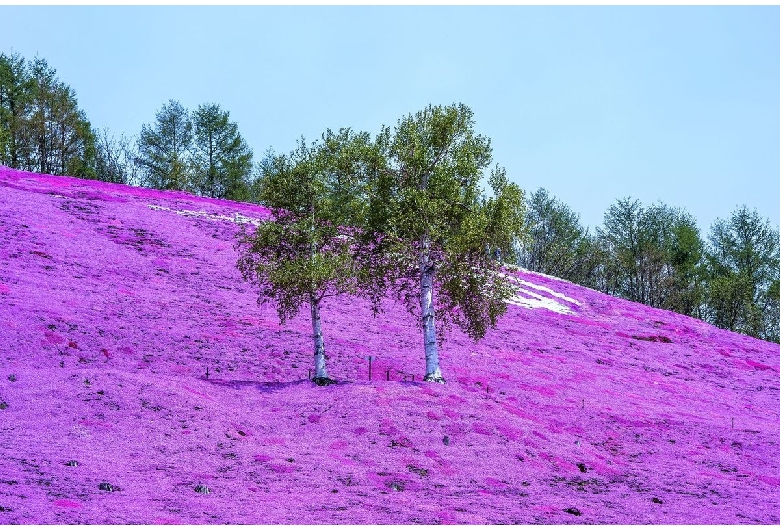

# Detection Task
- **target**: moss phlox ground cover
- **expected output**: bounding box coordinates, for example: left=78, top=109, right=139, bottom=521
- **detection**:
left=0, top=166, right=778, bottom=523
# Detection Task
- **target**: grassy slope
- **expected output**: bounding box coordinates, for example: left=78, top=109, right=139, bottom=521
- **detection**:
left=0, top=166, right=778, bottom=524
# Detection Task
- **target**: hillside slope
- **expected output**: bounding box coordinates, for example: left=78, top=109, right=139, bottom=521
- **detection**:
left=0, top=166, right=779, bottom=524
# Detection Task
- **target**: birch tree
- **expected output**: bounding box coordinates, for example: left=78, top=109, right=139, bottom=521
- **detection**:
left=236, top=129, right=376, bottom=385
left=364, top=103, right=525, bottom=383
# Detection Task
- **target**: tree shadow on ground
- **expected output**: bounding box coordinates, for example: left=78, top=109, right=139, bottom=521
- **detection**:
left=201, top=377, right=353, bottom=393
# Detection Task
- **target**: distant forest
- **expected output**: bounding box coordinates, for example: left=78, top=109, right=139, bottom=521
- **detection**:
left=2, top=51, right=779, bottom=344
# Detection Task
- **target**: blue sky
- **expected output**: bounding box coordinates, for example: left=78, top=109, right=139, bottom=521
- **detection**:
left=2, top=6, right=779, bottom=234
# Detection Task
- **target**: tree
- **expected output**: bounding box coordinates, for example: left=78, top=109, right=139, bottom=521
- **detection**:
left=136, top=100, right=192, bottom=190
left=0, top=53, right=96, bottom=178
left=191, top=103, right=253, bottom=201
left=236, top=129, right=378, bottom=385
left=704, top=206, right=780, bottom=340
left=519, top=187, right=594, bottom=283
left=0, top=52, right=30, bottom=169
left=663, top=212, right=706, bottom=317
left=596, top=198, right=706, bottom=314
left=364, top=103, right=525, bottom=383
left=597, top=197, right=644, bottom=301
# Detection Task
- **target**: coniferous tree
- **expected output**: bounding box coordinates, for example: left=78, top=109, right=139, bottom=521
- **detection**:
left=191, top=103, right=253, bottom=201
left=136, top=100, right=192, bottom=190
left=0, top=53, right=95, bottom=178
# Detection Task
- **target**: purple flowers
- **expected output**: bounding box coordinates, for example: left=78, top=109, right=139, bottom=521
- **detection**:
left=0, top=166, right=779, bottom=523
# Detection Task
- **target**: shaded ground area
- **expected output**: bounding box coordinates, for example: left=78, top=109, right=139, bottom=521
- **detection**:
left=0, top=166, right=779, bottom=524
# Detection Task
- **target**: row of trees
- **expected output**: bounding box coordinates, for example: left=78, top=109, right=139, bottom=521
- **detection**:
left=135, top=100, right=254, bottom=200
left=85, top=99, right=255, bottom=202
left=1, top=52, right=255, bottom=202
left=0, top=52, right=96, bottom=178
left=237, top=104, right=525, bottom=384
left=518, top=190, right=780, bottom=343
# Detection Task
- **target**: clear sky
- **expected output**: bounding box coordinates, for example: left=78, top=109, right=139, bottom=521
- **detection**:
left=2, top=6, right=779, bottom=234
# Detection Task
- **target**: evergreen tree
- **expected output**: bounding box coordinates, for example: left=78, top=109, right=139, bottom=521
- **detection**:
left=191, top=103, right=253, bottom=201
left=363, top=103, right=525, bottom=383
left=136, top=100, right=192, bottom=190
left=0, top=53, right=95, bottom=178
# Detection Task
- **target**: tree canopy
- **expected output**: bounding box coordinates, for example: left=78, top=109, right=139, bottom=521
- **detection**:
left=0, top=52, right=96, bottom=178
left=191, top=103, right=253, bottom=201
left=236, top=128, right=378, bottom=385
left=363, top=103, right=526, bottom=382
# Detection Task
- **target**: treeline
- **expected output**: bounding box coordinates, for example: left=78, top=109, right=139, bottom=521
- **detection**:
left=3, top=51, right=778, bottom=347
left=518, top=190, right=780, bottom=344
left=1, top=52, right=256, bottom=200
left=0, top=52, right=96, bottom=178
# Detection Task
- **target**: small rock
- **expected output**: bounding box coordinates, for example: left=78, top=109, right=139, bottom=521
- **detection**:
left=564, top=507, right=581, bottom=516
left=443, top=435, right=450, bottom=446
left=577, top=463, right=587, bottom=473
left=195, top=484, right=210, bottom=494
left=388, top=481, right=405, bottom=492
left=0, top=402, right=8, bottom=410
left=98, top=482, right=116, bottom=492
left=0, top=506, right=11, bottom=512
left=237, top=430, right=246, bottom=437
left=8, top=375, right=16, bottom=382
left=65, top=460, right=78, bottom=467
left=652, top=497, right=663, bottom=504
left=407, top=465, right=428, bottom=478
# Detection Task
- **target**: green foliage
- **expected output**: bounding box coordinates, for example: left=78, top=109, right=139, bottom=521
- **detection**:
left=136, top=100, right=193, bottom=191
left=236, top=129, right=375, bottom=323
left=0, top=52, right=96, bottom=178
left=191, top=103, right=253, bottom=201
left=595, top=198, right=705, bottom=316
left=519, top=187, right=596, bottom=283
left=365, top=103, right=526, bottom=340
left=705, top=206, right=780, bottom=340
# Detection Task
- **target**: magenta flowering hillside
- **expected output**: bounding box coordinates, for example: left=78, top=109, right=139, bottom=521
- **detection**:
left=0, top=165, right=779, bottom=524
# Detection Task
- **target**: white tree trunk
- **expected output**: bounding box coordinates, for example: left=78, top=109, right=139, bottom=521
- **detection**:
left=310, top=292, right=329, bottom=380
left=420, top=233, right=445, bottom=383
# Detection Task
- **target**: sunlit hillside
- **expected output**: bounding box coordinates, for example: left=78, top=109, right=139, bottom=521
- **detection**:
left=0, top=166, right=778, bottom=524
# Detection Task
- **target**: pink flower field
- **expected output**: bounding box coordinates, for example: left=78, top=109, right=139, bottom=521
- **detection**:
left=0, top=165, right=779, bottom=524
